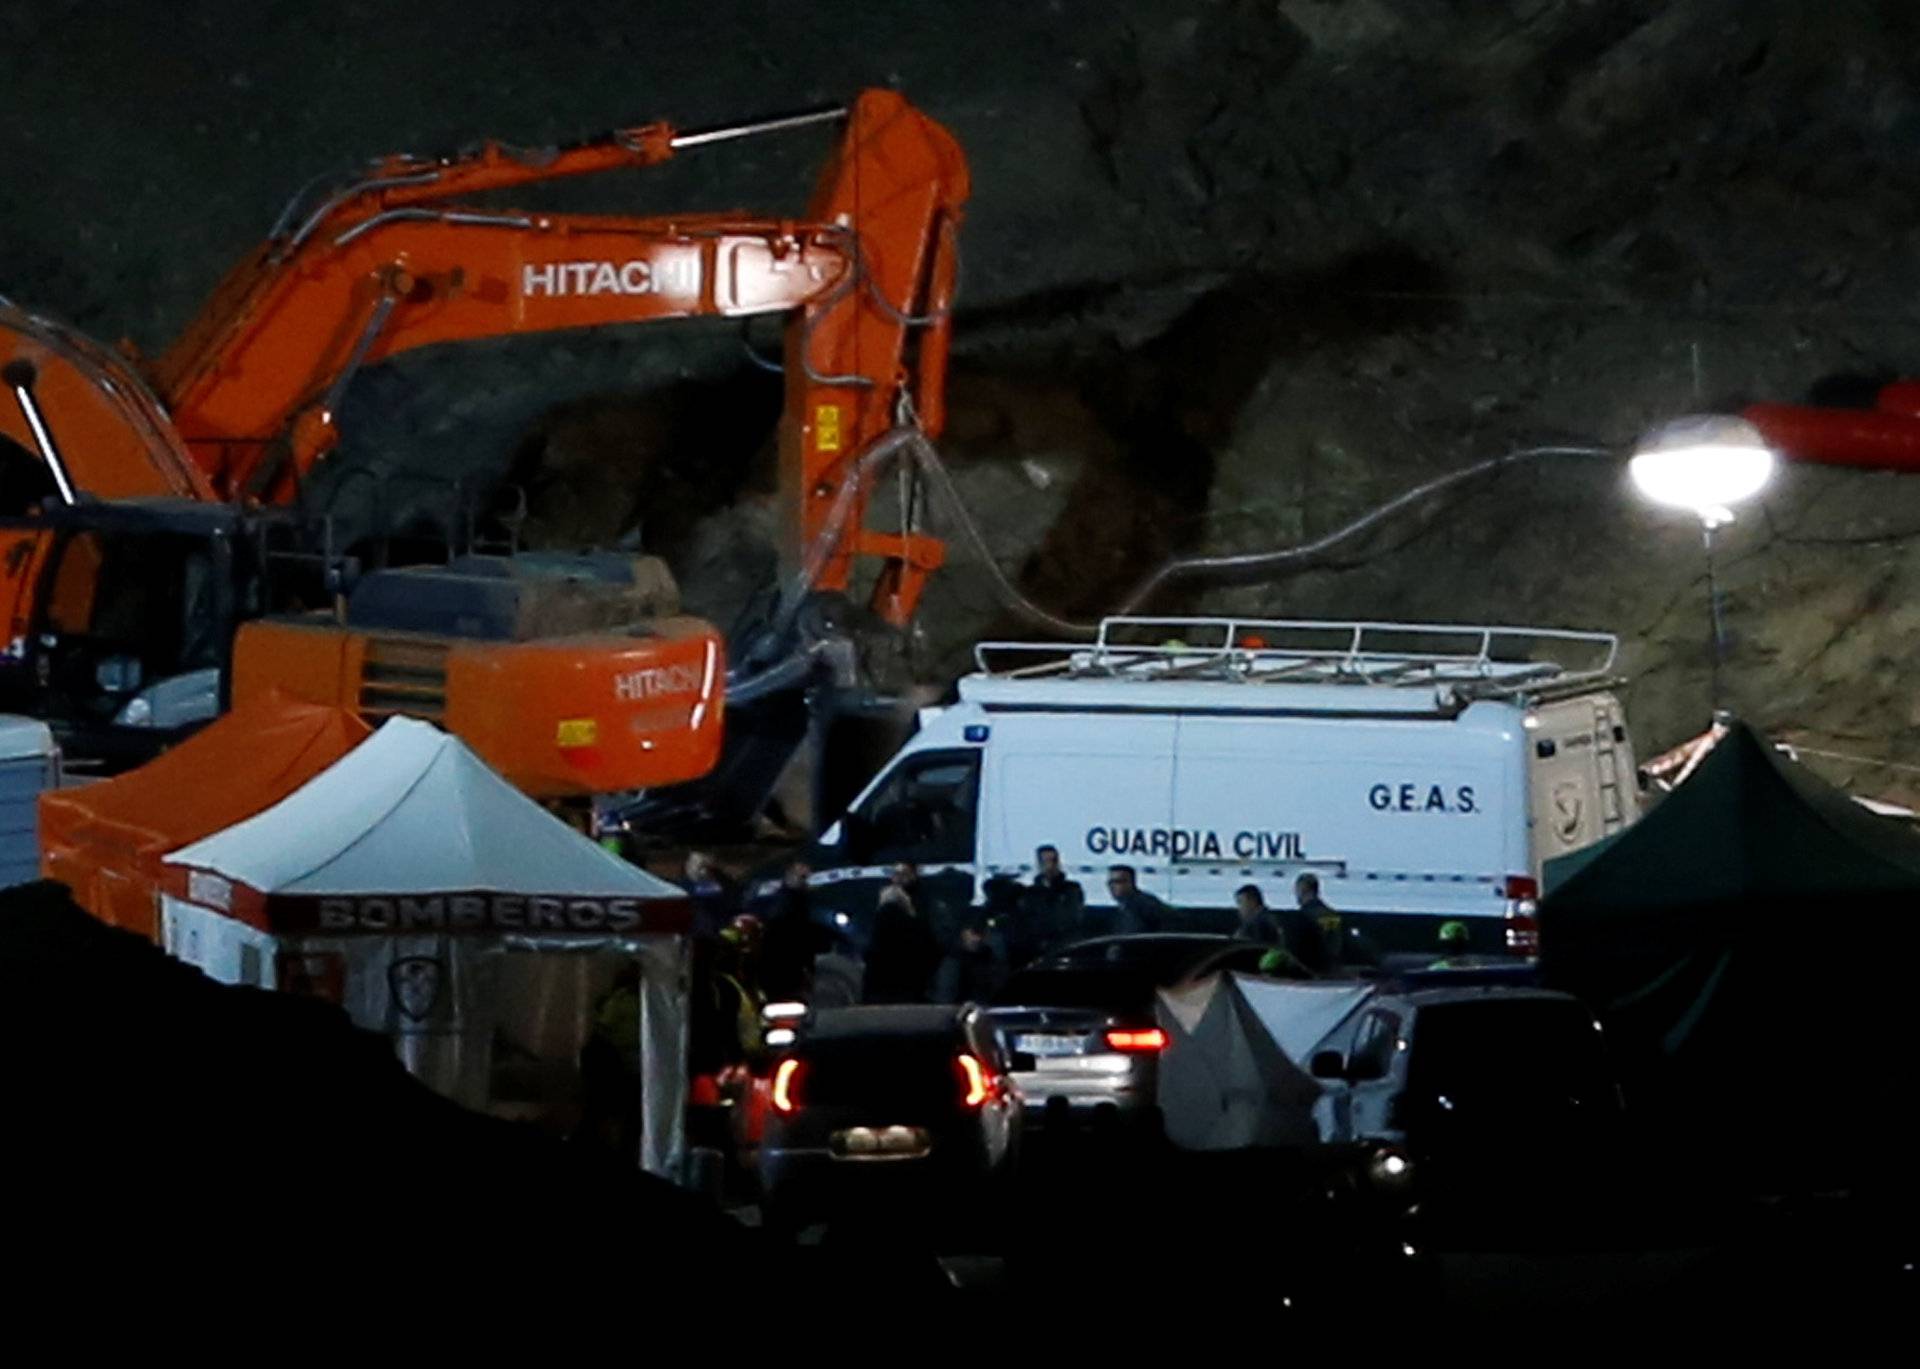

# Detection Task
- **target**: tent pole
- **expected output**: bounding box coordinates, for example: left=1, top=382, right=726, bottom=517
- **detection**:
left=1702, top=520, right=1727, bottom=715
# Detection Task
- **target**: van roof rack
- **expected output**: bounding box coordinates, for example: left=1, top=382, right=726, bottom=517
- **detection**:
left=972, top=617, right=1620, bottom=699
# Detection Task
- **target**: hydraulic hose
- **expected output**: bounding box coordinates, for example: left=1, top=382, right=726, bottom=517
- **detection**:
left=729, top=434, right=1616, bottom=696
left=1115, top=444, right=1613, bottom=615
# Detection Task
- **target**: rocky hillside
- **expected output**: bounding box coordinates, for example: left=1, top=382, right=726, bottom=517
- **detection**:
left=9, top=1, right=1920, bottom=797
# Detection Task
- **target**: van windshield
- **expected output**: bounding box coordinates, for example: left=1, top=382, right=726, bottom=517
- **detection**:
left=849, top=749, right=980, bottom=865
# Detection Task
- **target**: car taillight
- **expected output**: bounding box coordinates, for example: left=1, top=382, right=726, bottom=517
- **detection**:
left=1504, top=874, right=1541, bottom=956
left=956, top=1053, right=994, bottom=1108
left=1103, top=1027, right=1169, bottom=1053
left=1503, top=875, right=1540, bottom=901
left=770, top=1058, right=803, bottom=1114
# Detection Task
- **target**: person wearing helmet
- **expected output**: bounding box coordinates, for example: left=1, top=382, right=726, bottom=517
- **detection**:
left=1257, top=945, right=1312, bottom=979
left=1428, top=920, right=1474, bottom=970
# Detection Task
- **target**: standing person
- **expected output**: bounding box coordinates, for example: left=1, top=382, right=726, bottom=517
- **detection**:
left=810, top=923, right=864, bottom=1010
left=575, top=962, right=644, bottom=1158
left=1427, top=920, right=1474, bottom=970
left=1274, top=877, right=1332, bottom=974
left=979, top=876, right=1030, bottom=971
left=1257, top=945, right=1313, bottom=979
left=1293, top=873, right=1377, bottom=975
left=1099, top=865, right=1172, bottom=937
left=889, top=859, right=963, bottom=950
left=862, top=885, right=941, bottom=1004
left=1232, top=885, right=1284, bottom=945
left=759, top=860, right=824, bottom=1003
left=717, top=917, right=766, bottom=1052
left=933, top=923, right=1005, bottom=1005
left=1021, top=844, right=1085, bottom=958
left=682, top=852, right=738, bottom=941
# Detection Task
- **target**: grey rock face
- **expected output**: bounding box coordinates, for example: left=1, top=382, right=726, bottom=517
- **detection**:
left=10, top=0, right=1920, bottom=797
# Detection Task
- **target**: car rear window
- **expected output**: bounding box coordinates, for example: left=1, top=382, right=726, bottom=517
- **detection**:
left=991, top=967, right=1162, bottom=1011
left=1032, top=936, right=1227, bottom=979
left=797, top=1032, right=966, bottom=1108
left=1408, top=1001, right=1615, bottom=1109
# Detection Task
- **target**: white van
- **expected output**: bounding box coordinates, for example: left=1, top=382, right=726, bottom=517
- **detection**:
left=797, top=618, right=1638, bottom=957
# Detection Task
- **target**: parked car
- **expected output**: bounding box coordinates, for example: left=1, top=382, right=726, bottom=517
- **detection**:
left=986, top=933, right=1272, bottom=1130
left=1306, top=985, right=1625, bottom=1225
left=758, top=1004, right=1019, bottom=1243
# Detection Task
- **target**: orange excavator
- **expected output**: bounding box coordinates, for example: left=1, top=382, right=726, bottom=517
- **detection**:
left=0, top=89, right=967, bottom=809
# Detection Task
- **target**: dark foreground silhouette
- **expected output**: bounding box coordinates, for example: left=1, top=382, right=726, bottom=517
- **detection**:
left=0, top=881, right=792, bottom=1295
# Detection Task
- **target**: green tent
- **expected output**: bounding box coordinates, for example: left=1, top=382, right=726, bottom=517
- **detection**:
left=1540, top=720, right=1920, bottom=1195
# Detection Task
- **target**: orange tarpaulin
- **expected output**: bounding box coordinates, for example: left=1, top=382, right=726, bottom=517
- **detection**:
left=38, top=693, right=371, bottom=939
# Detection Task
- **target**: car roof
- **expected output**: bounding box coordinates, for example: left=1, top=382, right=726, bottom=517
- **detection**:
left=1040, top=933, right=1233, bottom=956
left=1386, top=986, right=1583, bottom=1010
left=803, top=1004, right=969, bottom=1041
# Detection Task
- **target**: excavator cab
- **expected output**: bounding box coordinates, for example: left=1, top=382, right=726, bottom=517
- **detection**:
left=0, top=500, right=328, bottom=772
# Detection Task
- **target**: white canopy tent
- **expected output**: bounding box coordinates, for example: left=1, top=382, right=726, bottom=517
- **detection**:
left=1156, top=974, right=1374, bottom=1151
left=162, top=717, right=693, bottom=1176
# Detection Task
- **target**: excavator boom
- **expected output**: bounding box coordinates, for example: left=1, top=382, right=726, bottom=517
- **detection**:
left=143, top=89, right=968, bottom=625
left=158, top=215, right=857, bottom=498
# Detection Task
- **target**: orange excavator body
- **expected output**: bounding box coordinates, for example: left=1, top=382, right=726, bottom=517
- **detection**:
left=0, top=90, right=968, bottom=797
left=231, top=612, right=725, bottom=802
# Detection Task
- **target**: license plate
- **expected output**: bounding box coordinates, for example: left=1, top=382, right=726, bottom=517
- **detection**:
left=1017, top=1033, right=1083, bottom=1058
left=830, top=1126, right=931, bottom=1160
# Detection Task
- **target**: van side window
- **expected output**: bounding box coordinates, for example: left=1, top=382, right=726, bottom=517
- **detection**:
left=1349, top=1010, right=1400, bottom=1081
left=854, top=749, right=981, bottom=865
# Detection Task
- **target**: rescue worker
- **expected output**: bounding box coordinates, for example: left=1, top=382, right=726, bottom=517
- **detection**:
left=685, top=930, right=764, bottom=1160
left=715, top=920, right=767, bottom=1058
left=1021, top=844, right=1085, bottom=957
left=1293, top=872, right=1378, bottom=974
left=759, top=860, right=824, bottom=1003
left=1256, top=945, right=1313, bottom=979
left=576, top=962, right=644, bottom=1158
left=1100, top=864, right=1172, bottom=937
left=810, top=922, right=864, bottom=1010
left=682, top=852, right=738, bottom=941
left=1428, top=919, right=1474, bottom=970
left=1294, top=872, right=1334, bottom=928
left=1232, top=884, right=1284, bottom=945
left=934, top=922, right=1006, bottom=1004
left=980, top=875, right=1031, bottom=970
left=863, top=884, right=941, bottom=1004
left=890, top=859, right=965, bottom=950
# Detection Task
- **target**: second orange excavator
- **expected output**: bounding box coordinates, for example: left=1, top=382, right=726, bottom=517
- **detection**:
left=0, top=89, right=968, bottom=810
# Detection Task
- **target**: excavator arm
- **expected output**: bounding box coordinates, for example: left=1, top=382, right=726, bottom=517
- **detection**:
left=146, top=89, right=968, bottom=623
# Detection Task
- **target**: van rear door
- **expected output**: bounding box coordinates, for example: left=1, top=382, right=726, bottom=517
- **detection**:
left=1527, top=693, right=1638, bottom=871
